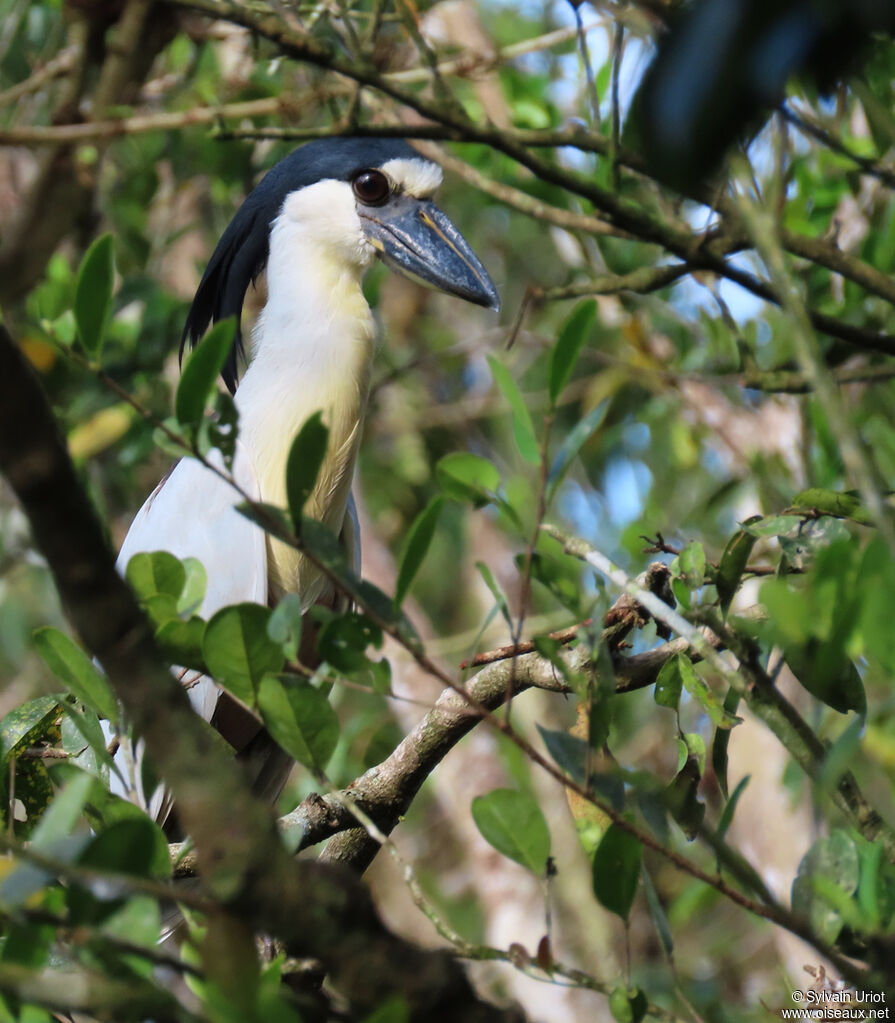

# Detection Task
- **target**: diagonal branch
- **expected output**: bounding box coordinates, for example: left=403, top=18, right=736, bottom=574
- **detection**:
left=0, top=323, right=524, bottom=1023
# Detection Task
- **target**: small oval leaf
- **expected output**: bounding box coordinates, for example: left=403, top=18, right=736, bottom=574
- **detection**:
left=653, top=655, right=683, bottom=711
left=471, top=789, right=551, bottom=874
left=125, top=551, right=186, bottom=603
left=592, top=823, right=642, bottom=920
left=203, top=604, right=285, bottom=706
left=74, top=234, right=115, bottom=358
left=268, top=593, right=303, bottom=661
left=436, top=452, right=501, bottom=506
left=256, top=676, right=338, bottom=771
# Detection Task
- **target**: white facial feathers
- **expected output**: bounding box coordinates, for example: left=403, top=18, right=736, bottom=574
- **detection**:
left=270, top=157, right=443, bottom=269
left=276, top=180, right=375, bottom=269
left=379, top=157, right=443, bottom=198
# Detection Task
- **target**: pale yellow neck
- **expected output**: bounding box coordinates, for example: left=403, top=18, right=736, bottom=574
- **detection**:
left=234, top=250, right=375, bottom=605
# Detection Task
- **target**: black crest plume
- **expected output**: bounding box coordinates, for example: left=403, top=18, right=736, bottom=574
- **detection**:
left=181, top=137, right=419, bottom=393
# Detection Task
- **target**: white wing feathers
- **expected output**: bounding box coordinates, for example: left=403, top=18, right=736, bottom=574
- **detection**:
left=117, top=441, right=268, bottom=621
left=111, top=441, right=362, bottom=820
left=111, top=443, right=267, bottom=816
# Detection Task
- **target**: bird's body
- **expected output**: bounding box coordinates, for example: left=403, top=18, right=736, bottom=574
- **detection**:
left=238, top=180, right=377, bottom=604
left=113, top=138, right=499, bottom=817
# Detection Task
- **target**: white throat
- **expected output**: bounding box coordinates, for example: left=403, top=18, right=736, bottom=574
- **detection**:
left=234, top=184, right=376, bottom=604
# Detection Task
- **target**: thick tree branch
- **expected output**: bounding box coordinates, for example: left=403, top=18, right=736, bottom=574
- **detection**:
left=0, top=324, right=524, bottom=1023
left=165, top=626, right=715, bottom=878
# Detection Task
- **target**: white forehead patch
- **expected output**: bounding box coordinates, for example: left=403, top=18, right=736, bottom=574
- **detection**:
left=380, top=157, right=443, bottom=199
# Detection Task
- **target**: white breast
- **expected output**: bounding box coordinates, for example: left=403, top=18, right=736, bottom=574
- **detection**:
left=234, top=185, right=377, bottom=605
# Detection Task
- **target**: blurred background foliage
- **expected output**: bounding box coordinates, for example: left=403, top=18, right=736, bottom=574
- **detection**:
left=1, top=0, right=895, bottom=1020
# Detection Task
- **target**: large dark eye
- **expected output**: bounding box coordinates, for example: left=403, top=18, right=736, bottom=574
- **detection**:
left=352, top=169, right=390, bottom=206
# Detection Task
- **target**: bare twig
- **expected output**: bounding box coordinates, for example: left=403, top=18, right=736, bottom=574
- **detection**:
left=0, top=46, right=79, bottom=107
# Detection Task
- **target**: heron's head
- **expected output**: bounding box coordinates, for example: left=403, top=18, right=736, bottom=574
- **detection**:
left=183, top=138, right=499, bottom=392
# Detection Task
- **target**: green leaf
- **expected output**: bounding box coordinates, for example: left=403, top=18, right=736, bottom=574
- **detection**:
left=790, top=488, right=872, bottom=525
left=778, top=516, right=850, bottom=568
left=531, top=636, right=578, bottom=689
left=741, top=514, right=805, bottom=538
left=547, top=400, right=609, bottom=499
left=475, top=561, right=513, bottom=632
left=0, top=771, right=95, bottom=909
left=641, top=867, right=673, bottom=957
left=175, top=317, right=236, bottom=427
left=436, top=452, right=502, bottom=507
left=32, top=628, right=118, bottom=723
left=549, top=300, right=596, bottom=406
left=784, top=643, right=866, bottom=715
left=318, top=613, right=382, bottom=673
left=50, top=765, right=171, bottom=875
left=198, top=390, right=239, bottom=470
left=300, top=518, right=419, bottom=647
left=667, top=755, right=705, bottom=840
left=593, top=824, right=642, bottom=920
left=791, top=830, right=860, bottom=944
left=676, top=653, right=740, bottom=729
left=819, top=716, right=864, bottom=792
left=256, top=676, right=338, bottom=771
left=0, top=697, right=60, bottom=761
left=30, top=771, right=94, bottom=852
left=60, top=702, right=115, bottom=775
left=235, top=500, right=294, bottom=540
left=536, top=725, right=589, bottom=784
left=471, top=789, right=551, bottom=873
left=679, top=732, right=706, bottom=774
left=361, top=996, right=409, bottom=1023
left=203, top=604, right=285, bottom=706
left=710, top=688, right=741, bottom=798
left=654, top=656, right=683, bottom=710
left=671, top=575, right=690, bottom=610
left=102, top=896, right=162, bottom=956
left=716, top=523, right=759, bottom=615
left=395, top=497, right=445, bottom=605
left=1, top=917, right=56, bottom=969
left=155, top=617, right=206, bottom=671
left=716, top=774, right=750, bottom=842
left=487, top=356, right=539, bottom=465
left=268, top=593, right=303, bottom=661
left=74, top=234, right=115, bottom=358
left=79, top=817, right=169, bottom=879
left=178, top=557, right=207, bottom=616
left=69, top=819, right=170, bottom=925
left=609, top=986, right=648, bottom=1023
left=140, top=594, right=179, bottom=630
left=678, top=541, right=706, bottom=589
left=151, top=416, right=191, bottom=460
left=125, top=551, right=186, bottom=602
left=285, top=411, right=329, bottom=525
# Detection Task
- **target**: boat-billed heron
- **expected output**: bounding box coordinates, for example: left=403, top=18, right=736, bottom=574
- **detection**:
left=114, top=138, right=499, bottom=818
